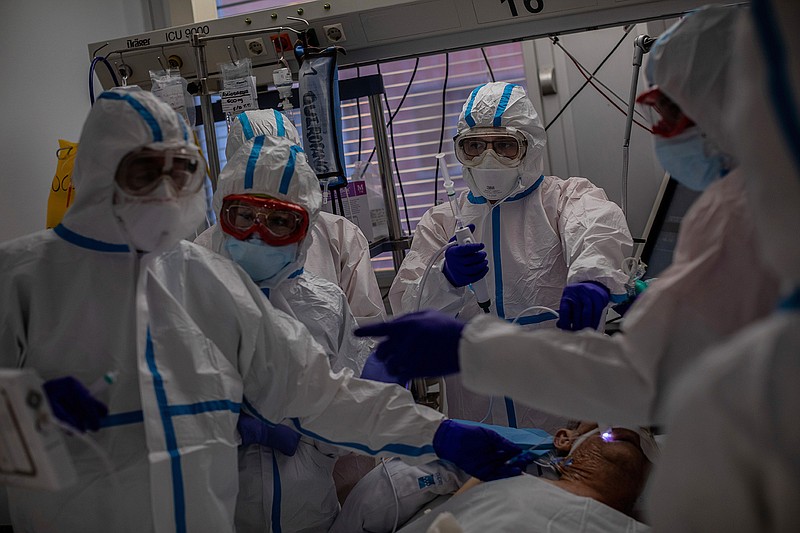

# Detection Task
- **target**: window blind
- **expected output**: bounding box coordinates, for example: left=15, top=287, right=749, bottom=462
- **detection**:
left=213, top=1, right=526, bottom=271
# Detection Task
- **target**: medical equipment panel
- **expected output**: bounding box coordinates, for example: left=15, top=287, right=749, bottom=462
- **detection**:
left=88, top=0, right=710, bottom=91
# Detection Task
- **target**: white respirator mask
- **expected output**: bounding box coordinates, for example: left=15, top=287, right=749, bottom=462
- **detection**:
left=463, top=155, right=522, bottom=201
left=113, top=180, right=206, bottom=253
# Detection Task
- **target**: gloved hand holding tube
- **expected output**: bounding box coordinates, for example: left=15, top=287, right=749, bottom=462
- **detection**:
left=442, top=225, right=489, bottom=288
left=432, top=419, right=524, bottom=481
left=354, top=310, right=464, bottom=382
left=439, top=153, right=492, bottom=313
left=43, top=376, right=110, bottom=432
left=556, top=281, right=611, bottom=331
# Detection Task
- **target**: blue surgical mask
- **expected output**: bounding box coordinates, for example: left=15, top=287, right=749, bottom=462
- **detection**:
left=653, top=128, right=732, bottom=191
left=224, top=236, right=298, bottom=284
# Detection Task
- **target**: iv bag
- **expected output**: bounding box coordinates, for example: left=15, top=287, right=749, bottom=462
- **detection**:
left=298, top=47, right=347, bottom=189
left=150, top=69, right=196, bottom=126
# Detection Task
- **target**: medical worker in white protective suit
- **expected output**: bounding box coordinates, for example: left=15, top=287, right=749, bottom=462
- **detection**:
left=359, top=5, right=780, bottom=428
left=0, top=88, right=530, bottom=533
left=223, top=109, right=386, bottom=324
left=196, top=134, right=372, bottom=532
left=386, top=81, right=633, bottom=429
left=214, top=109, right=387, bottom=500
left=651, top=0, right=800, bottom=529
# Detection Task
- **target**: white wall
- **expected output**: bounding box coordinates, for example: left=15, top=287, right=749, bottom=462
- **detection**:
left=0, top=3, right=152, bottom=519
left=0, top=0, right=151, bottom=243
left=523, top=23, right=670, bottom=241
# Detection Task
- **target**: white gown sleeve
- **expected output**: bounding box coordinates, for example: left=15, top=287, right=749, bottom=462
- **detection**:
left=556, top=178, right=633, bottom=300
left=332, top=215, right=387, bottom=324
left=389, top=205, right=469, bottom=317
left=240, top=285, right=443, bottom=463
left=459, top=315, right=655, bottom=426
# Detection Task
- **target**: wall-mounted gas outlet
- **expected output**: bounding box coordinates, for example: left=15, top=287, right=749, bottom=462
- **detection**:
left=323, top=23, right=346, bottom=43
left=270, top=33, right=292, bottom=54
left=245, top=38, right=265, bottom=56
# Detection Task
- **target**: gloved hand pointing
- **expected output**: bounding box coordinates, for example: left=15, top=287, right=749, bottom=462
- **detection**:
left=43, top=376, right=109, bottom=432
left=433, top=420, right=524, bottom=481
left=442, top=224, right=489, bottom=288
left=360, top=352, right=406, bottom=386
left=237, top=413, right=301, bottom=456
left=354, top=310, right=465, bottom=382
left=556, top=281, right=610, bottom=331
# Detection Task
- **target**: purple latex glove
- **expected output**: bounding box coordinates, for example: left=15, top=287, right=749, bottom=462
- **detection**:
left=237, top=413, right=301, bottom=456
left=354, top=310, right=465, bottom=382
left=360, top=352, right=406, bottom=386
left=443, top=224, right=489, bottom=288
left=556, top=281, right=611, bottom=331
left=433, top=420, right=524, bottom=481
left=43, top=376, right=109, bottom=432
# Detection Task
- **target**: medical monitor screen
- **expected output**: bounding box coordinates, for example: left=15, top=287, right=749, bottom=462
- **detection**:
left=640, top=179, right=702, bottom=280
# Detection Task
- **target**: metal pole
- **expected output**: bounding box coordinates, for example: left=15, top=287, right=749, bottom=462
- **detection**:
left=621, top=35, right=654, bottom=215
left=368, top=92, right=405, bottom=270
left=191, top=33, right=221, bottom=187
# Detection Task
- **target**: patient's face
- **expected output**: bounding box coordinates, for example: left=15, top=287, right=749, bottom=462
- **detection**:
left=560, top=423, right=651, bottom=494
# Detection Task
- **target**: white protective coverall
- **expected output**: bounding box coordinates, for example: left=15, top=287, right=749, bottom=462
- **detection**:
left=651, top=1, right=800, bottom=529
left=450, top=7, right=780, bottom=428
left=197, top=134, right=373, bottom=532
left=223, top=108, right=384, bottom=502
left=0, top=89, right=443, bottom=533
left=225, top=110, right=386, bottom=324
left=397, top=475, right=650, bottom=533
left=388, top=82, right=633, bottom=429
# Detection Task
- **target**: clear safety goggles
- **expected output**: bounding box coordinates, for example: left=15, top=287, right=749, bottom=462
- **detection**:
left=115, top=143, right=205, bottom=197
left=636, top=87, right=695, bottom=138
left=220, top=194, right=309, bottom=246
left=454, top=127, right=527, bottom=167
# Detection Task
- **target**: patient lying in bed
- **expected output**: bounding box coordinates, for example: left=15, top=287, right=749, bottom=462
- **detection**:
left=331, top=422, right=656, bottom=532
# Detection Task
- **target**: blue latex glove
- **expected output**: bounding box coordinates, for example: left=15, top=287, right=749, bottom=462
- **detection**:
left=237, top=413, right=301, bottom=456
left=354, top=310, right=464, bottom=382
left=360, top=352, right=406, bottom=386
left=556, top=281, right=611, bottom=331
left=433, top=420, right=524, bottom=481
left=43, top=376, right=109, bottom=432
left=442, top=224, right=489, bottom=288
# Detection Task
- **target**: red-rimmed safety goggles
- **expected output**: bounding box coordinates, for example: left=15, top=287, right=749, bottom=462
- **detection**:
left=220, top=194, right=309, bottom=246
left=636, top=87, right=695, bottom=138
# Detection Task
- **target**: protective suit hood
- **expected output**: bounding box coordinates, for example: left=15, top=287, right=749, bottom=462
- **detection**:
left=456, top=82, right=547, bottom=194
left=726, top=0, right=800, bottom=287
left=211, top=135, right=322, bottom=286
left=646, top=5, right=745, bottom=155
left=226, top=109, right=301, bottom=160
left=61, top=87, right=196, bottom=246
